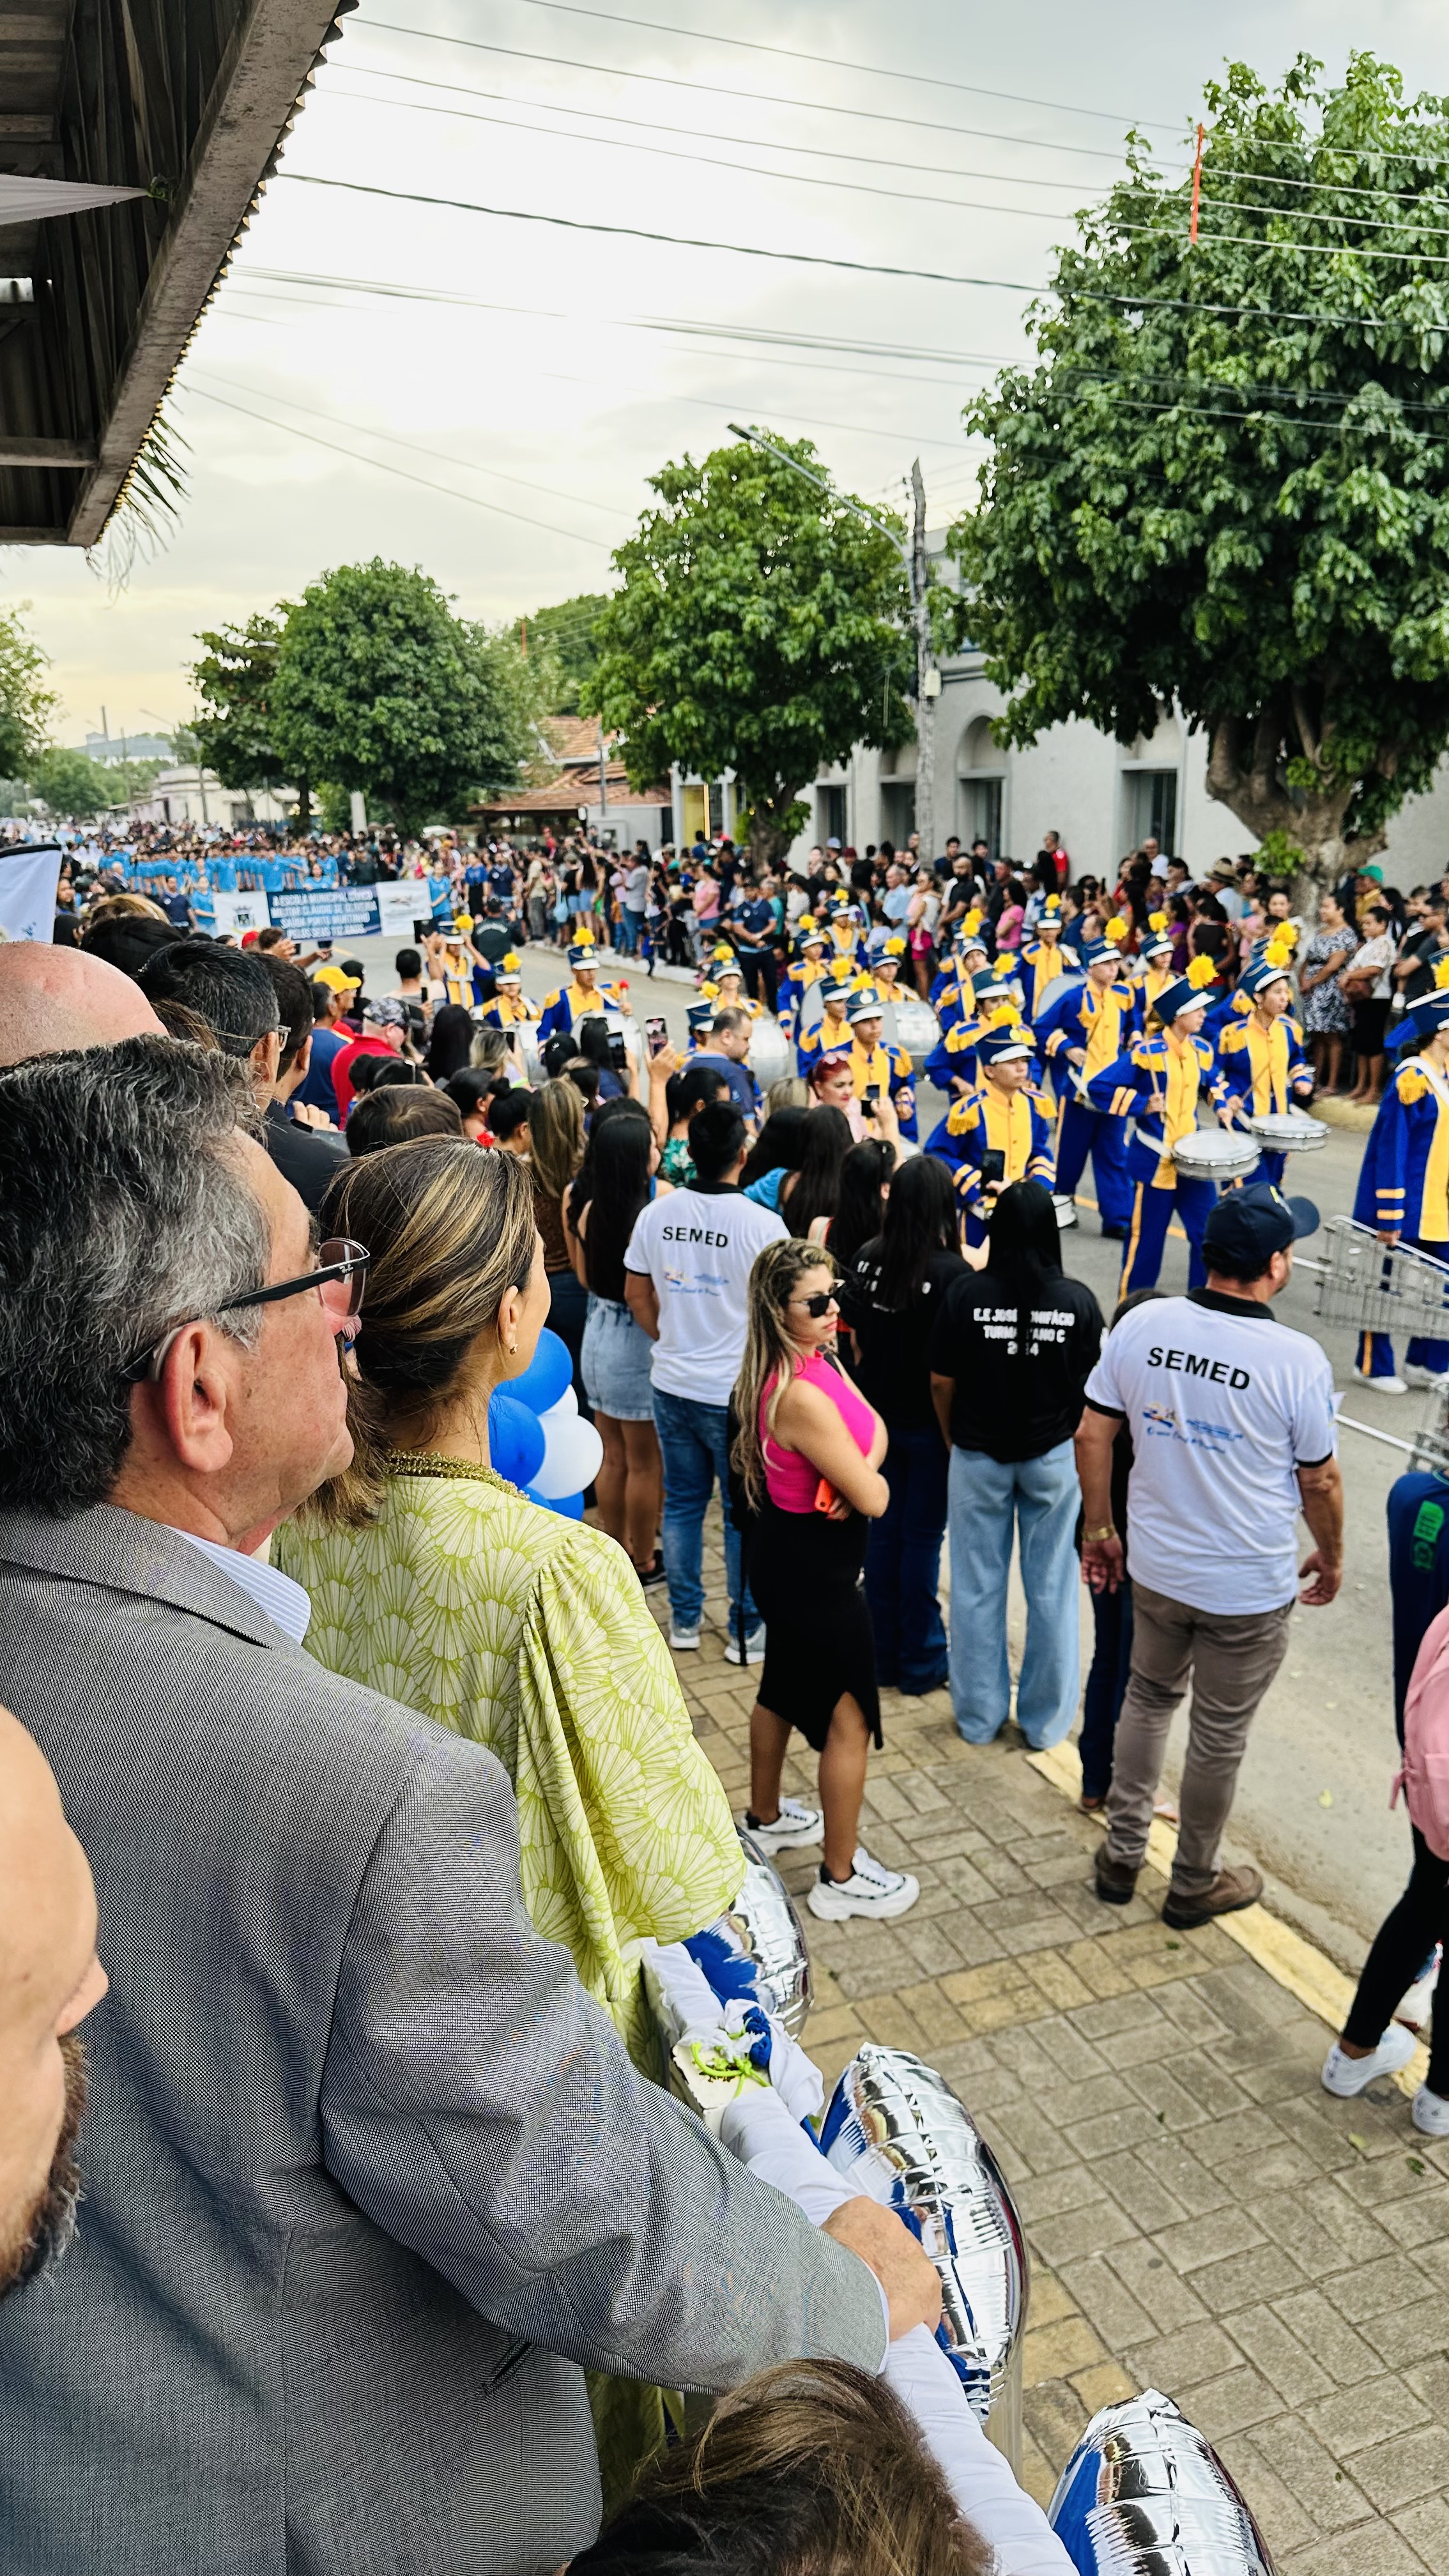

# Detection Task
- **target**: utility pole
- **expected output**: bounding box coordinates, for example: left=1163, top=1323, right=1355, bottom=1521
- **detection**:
left=597, top=717, right=608, bottom=837
left=728, top=424, right=937, bottom=865
left=910, top=456, right=937, bottom=872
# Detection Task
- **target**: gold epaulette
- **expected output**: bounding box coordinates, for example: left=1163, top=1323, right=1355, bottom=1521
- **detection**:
left=1397, top=1062, right=1431, bottom=1105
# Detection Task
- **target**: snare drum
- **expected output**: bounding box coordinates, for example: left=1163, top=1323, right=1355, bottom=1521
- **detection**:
left=1171, top=1127, right=1260, bottom=1181
left=1246, top=1112, right=1328, bottom=1155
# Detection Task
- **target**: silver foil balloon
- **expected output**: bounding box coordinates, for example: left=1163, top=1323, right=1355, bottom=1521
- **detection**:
left=819, top=2044, right=1028, bottom=2426
left=1048, top=2389, right=1278, bottom=2575
left=717, top=1827, right=813, bottom=2034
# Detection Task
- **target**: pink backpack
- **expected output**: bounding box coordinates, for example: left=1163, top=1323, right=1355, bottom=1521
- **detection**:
left=1395, top=1602, right=1449, bottom=1863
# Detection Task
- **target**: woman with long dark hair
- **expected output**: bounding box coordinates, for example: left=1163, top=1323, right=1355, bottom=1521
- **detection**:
left=829, top=1138, right=895, bottom=1269
left=928, top=1182, right=1103, bottom=1749
left=426, top=1002, right=476, bottom=1083
left=732, top=1239, right=916, bottom=1922
left=739, top=1103, right=809, bottom=1209
left=781, top=1103, right=852, bottom=1243
left=569, top=1099, right=670, bottom=1580
left=841, top=1154, right=965, bottom=1694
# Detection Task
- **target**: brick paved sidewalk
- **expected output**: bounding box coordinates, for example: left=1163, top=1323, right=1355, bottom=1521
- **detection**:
left=663, top=1581, right=1449, bottom=2574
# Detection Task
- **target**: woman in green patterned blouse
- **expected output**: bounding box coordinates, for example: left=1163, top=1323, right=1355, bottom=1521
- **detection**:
left=275, top=1135, right=744, bottom=2069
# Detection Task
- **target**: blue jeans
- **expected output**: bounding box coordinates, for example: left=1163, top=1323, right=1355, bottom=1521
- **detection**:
left=616, top=907, right=643, bottom=956
left=947, top=1440, right=1080, bottom=1748
left=652, top=1386, right=756, bottom=1634
left=1078, top=1575, right=1135, bottom=1801
left=865, top=1423, right=949, bottom=1692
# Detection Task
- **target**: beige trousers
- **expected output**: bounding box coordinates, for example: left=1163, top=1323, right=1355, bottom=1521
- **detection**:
left=1103, top=1581, right=1294, bottom=1897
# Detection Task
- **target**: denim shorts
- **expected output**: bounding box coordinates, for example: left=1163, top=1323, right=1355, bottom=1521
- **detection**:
left=581, top=1294, right=656, bottom=1420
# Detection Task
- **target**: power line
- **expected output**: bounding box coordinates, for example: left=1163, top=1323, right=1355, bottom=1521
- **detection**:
left=325, top=66, right=1104, bottom=223
left=355, top=19, right=1177, bottom=168
left=1127, top=219, right=1449, bottom=268
left=187, top=368, right=631, bottom=514
left=279, top=169, right=1048, bottom=291
left=338, top=54, right=1130, bottom=198
left=234, top=266, right=1022, bottom=372
left=509, top=0, right=1183, bottom=133
left=179, top=384, right=612, bottom=545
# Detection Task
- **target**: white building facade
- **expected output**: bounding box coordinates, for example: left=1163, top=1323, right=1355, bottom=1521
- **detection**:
left=792, top=646, right=1449, bottom=893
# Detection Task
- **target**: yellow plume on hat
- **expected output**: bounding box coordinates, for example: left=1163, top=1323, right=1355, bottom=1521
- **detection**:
left=1186, top=954, right=1218, bottom=990
left=1104, top=915, right=1128, bottom=944
left=1263, top=935, right=1295, bottom=973
left=499, top=951, right=521, bottom=972
left=1042, top=894, right=1061, bottom=917
left=882, top=935, right=905, bottom=957
left=985, top=1001, right=1023, bottom=1032
left=699, top=980, right=720, bottom=1002
left=574, top=924, right=595, bottom=947
left=1434, top=955, right=1449, bottom=992
left=1148, top=911, right=1168, bottom=933
left=963, top=909, right=984, bottom=937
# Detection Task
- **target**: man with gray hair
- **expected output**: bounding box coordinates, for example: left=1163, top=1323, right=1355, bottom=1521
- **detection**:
left=0, top=1037, right=935, bottom=2575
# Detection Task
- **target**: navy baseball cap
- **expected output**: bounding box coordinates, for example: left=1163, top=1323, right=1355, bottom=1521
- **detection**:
left=1202, top=1183, right=1319, bottom=1264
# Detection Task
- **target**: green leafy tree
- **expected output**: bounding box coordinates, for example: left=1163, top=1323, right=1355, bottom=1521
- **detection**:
left=515, top=592, right=610, bottom=713
left=953, top=53, right=1449, bottom=885
left=0, top=603, right=57, bottom=781
left=591, top=433, right=914, bottom=870
left=187, top=613, right=305, bottom=819
left=271, top=560, right=535, bottom=835
left=27, top=747, right=116, bottom=820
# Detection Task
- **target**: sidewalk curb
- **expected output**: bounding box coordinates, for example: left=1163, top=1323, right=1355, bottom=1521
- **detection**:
left=1025, top=1740, right=1429, bottom=2101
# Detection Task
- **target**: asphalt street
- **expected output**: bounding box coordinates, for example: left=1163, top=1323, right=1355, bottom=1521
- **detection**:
left=343, top=927, right=1418, bottom=1972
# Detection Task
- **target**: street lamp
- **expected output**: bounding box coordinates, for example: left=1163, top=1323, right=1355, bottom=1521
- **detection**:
left=728, top=423, right=937, bottom=870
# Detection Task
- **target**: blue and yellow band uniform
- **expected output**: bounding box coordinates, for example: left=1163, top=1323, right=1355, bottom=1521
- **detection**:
left=1087, top=1006, right=1225, bottom=1292
left=1034, top=948, right=1138, bottom=1233
left=1353, top=1016, right=1449, bottom=1382
left=1214, top=1008, right=1314, bottom=1186
left=947, top=1082, right=1057, bottom=1247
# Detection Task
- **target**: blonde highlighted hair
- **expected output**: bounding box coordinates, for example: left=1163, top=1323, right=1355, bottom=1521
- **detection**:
left=301, top=1137, right=539, bottom=1525
left=526, top=1076, right=586, bottom=1200
left=731, top=1236, right=839, bottom=1512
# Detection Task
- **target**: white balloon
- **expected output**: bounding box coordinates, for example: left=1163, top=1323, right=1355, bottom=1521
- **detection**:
left=538, top=1386, right=578, bottom=1427
left=532, top=1414, right=604, bottom=1499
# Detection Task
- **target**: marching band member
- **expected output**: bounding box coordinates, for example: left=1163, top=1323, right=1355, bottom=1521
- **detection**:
left=1087, top=955, right=1225, bottom=1292
left=946, top=1011, right=1057, bottom=1248
left=871, top=935, right=909, bottom=1008
left=845, top=990, right=916, bottom=1139
left=703, top=945, right=764, bottom=1021
left=1018, top=894, right=1072, bottom=1023
left=932, top=914, right=991, bottom=1027
left=779, top=919, right=829, bottom=1043
left=825, top=895, right=868, bottom=976
left=536, top=928, right=625, bottom=1046
left=1214, top=939, right=1315, bottom=1185
left=924, top=963, right=1019, bottom=1106
left=1352, top=960, right=1449, bottom=1392
left=434, top=915, right=486, bottom=1008
left=797, top=976, right=854, bottom=1075
left=1034, top=923, right=1138, bottom=1236
left=1135, top=913, right=1177, bottom=1021
left=480, top=952, right=541, bottom=1034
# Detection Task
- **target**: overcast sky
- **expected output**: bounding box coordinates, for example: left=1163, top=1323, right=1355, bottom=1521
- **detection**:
left=5, top=0, right=1448, bottom=743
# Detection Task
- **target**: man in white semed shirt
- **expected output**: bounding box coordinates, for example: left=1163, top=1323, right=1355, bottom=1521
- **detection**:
left=1075, top=1184, right=1344, bottom=1930
left=625, top=1100, right=787, bottom=1661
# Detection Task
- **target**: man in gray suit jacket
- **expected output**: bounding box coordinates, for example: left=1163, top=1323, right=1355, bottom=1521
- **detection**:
left=0, top=1038, right=937, bottom=2576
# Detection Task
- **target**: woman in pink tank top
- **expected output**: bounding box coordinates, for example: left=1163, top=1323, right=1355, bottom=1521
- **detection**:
left=730, top=1240, right=921, bottom=1925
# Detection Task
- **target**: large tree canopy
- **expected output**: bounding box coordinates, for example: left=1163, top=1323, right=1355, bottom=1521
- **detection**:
left=591, top=434, right=914, bottom=868
left=270, top=560, right=538, bottom=835
left=953, top=53, right=1449, bottom=881
left=0, top=604, right=57, bottom=784
left=189, top=612, right=294, bottom=801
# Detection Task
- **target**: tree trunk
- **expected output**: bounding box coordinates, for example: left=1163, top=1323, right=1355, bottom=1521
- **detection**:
left=742, top=780, right=808, bottom=875
left=1204, top=713, right=1354, bottom=888
left=295, top=772, right=312, bottom=829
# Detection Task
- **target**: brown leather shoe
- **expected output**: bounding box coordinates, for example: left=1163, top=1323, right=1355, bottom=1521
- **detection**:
left=1162, top=1864, right=1264, bottom=1931
left=1094, top=1848, right=1138, bottom=1906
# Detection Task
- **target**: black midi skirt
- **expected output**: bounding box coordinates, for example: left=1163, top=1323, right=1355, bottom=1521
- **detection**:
left=746, top=1495, right=882, bottom=1754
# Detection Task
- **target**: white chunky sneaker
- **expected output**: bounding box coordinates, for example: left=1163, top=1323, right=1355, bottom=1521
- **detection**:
left=743, top=1797, right=824, bottom=1854
left=1352, top=1368, right=1408, bottom=1395
left=807, top=1846, right=920, bottom=1922
left=1321, top=2025, right=1418, bottom=2097
left=668, top=1623, right=701, bottom=1652
left=724, top=1623, right=767, bottom=1667
left=1404, top=1365, right=1449, bottom=1389
left=1412, top=2085, right=1449, bottom=2138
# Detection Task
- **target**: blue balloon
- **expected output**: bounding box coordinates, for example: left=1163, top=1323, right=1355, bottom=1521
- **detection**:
left=489, top=1391, right=546, bottom=1489
left=508, top=1328, right=572, bottom=1417
left=525, top=1483, right=585, bottom=1519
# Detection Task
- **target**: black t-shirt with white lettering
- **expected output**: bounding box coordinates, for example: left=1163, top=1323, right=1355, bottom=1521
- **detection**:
left=928, top=1264, right=1105, bottom=1462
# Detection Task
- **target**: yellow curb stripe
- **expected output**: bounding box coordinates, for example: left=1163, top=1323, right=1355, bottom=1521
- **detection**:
left=1025, top=1742, right=1429, bottom=2101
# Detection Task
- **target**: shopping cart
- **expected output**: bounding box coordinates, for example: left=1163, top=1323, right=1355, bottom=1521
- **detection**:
left=1305, top=1217, right=1449, bottom=1474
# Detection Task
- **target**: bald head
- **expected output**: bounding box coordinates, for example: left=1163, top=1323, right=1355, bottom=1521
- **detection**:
left=0, top=1708, right=106, bottom=2295
left=0, top=942, right=163, bottom=1070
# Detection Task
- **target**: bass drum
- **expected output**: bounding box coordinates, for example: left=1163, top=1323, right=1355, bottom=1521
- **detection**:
left=884, top=992, right=940, bottom=1062
left=748, top=1014, right=792, bottom=1092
